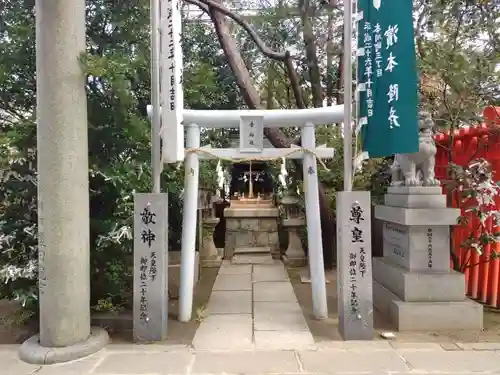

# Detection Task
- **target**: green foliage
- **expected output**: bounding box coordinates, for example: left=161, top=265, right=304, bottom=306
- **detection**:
left=0, top=0, right=237, bottom=311
left=415, top=0, right=500, bottom=128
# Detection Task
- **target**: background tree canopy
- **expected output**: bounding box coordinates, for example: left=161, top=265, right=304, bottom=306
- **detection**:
left=0, top=0, right=498, bottom=311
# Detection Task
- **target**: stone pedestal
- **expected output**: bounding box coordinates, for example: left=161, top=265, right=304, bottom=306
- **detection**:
left=373, top=186, right=483, bottom=331
left=201, top=217, right=222, bottom=267
left=224, top=207, right=279, bottom=259
left=282, top=217, right=307, bottom=267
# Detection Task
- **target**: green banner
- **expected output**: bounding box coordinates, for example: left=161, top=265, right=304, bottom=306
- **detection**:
left=357, top=0, right=419, bottom=158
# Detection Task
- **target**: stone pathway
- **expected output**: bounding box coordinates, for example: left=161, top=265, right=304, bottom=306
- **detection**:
left=4, top=341, right=500, bottom=375
left=192, top=260, right=315, bottom=350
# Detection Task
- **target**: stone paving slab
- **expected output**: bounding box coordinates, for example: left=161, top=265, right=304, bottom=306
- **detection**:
left=1, top=349, right=40, bottom=375
left=456, top=342, right=500, bottom=350
left=212, top=273, right=252, bottom=291
left=252, top=264, right=289, bottom=282
left=192, top=350, right=299, bottom=374
left=401, top=349, right=500, bottom=372
left=254, top=301, right=309, bottom=331
left=3, top=343, right=500, bottom=375
left=253, top=281, right=297, bottom=302
left=192, top=314, right=253, bottom=350
left=219, top=263, right=252, bottom=275
left=199, top=261, right=313, bottom=352
left=298, top=348, right=412, bottom=373
left=254, top=331, right=314, bottom=350
left=206, top=290, right=252, bottom=314
left=94, top=350, right=193, bottom=374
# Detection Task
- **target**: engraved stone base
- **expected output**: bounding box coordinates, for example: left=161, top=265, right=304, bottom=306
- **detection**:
left=373, top=257, right=465, bottom=302
left=373, top=188, right=483, bottom=332
left=382, top=222, right=451, bottom=272
left=373, top=281, right=483, bottom=331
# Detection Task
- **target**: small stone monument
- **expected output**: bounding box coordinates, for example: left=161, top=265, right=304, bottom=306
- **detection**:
left=201, top=195, right=223, bottom=267
left=337, top=191, right=374, bottom=340
left=133, top=193, right=169, bottom=341
left=280, top=195, right=306, bottom=267
left=373, top=112, right=483, bottom=331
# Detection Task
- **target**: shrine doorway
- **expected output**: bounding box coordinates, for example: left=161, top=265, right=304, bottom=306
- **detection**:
left=229, top=161, right=274, bottom=199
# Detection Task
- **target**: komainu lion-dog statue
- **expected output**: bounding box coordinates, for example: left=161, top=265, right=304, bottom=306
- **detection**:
left=390, top=111, right=441, bottom=187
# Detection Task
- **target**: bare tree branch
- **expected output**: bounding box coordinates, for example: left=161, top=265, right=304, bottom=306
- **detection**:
left=187, top=0, right=208, bottom=11
left=186, top=0, right=286, bottom=60
left=186, top=0, right=306, bottom=108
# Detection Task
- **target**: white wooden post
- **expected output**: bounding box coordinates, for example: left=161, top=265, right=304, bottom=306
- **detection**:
left=179, top=123, right=200, bottom=322
left=302, top=123, right=328, bottom=320
left=160, top=0, right=184, bottom=163
left=150, top=0, right=161, bottom=192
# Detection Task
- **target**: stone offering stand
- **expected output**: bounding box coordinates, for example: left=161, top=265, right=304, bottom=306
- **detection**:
left=224, top=200, right=280, bottom=261
left=373, top=186, right=484, bottom=331
left=200, top=195, right=223, bottom=268
left=280, top=195, right=307, bottom=267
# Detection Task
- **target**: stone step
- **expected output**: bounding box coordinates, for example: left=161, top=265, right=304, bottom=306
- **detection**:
left=232, top=254, right=276, bottom=265
left=234, top=247, right=271, bottom=255
left=373, top=280, right=483, bottom=331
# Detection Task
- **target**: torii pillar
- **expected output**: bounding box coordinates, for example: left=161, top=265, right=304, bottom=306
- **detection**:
left=19, top=0, right=108, bottom=364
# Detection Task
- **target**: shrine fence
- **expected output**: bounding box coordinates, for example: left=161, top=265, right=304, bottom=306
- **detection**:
left=434, top=106, right=500, bottom=308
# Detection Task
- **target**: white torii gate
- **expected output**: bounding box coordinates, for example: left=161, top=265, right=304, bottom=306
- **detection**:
left=147, top=106, right=344, bottom=323
left=147, top=0, right=345, bottom=322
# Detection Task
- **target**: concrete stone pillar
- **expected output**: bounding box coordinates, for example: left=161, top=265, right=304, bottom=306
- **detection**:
left=19, top=0, right=108, bottom=364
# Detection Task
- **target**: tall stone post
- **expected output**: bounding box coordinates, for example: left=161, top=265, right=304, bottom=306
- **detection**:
left=179, top=123, right=200, bottom=322
left=301, top=122, right=328, bottom=319
left=19, top=0, right=108, bottom=364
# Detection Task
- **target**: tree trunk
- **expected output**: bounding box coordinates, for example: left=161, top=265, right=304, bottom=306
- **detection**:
left=335, top=28, right=344, bottom=106
left=209, top=8, right=335, bottom=268
left=299, top=0, right=323, bottom=108
left=326, top=10, right=334, bottom=107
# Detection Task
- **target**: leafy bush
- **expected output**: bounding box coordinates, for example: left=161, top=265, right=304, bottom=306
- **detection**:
left=447, top=158, right=500, bottom=271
